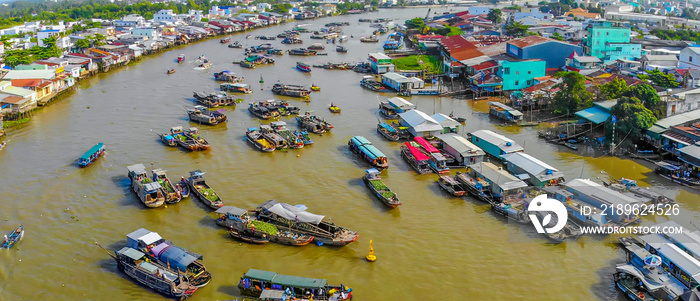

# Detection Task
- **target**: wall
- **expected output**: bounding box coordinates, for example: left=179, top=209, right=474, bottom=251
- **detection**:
left=521, top=42, right=583, bottom=69
left=605, top=43, right=641, bottom=63
left=679, top=48, right=700, bottom=69
left=586, top=25, right=631, bottom=59
left=498, top=60, right=546, bottom=91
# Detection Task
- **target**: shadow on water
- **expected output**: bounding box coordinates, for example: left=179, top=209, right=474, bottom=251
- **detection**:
left=592, top=249, right=627, bottom=301
left=198, top=215, right=219, bottom=230
left=217, top=285, right=240, bottom=297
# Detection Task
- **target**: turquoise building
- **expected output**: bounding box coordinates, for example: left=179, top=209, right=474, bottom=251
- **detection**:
left=496, top=59, right=546, bottom=91
left=583, top=21, right=641, bottom=64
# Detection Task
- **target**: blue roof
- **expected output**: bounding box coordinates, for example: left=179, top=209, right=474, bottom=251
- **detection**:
left=379, top=123, right=397, bottom=133
left=80, top=143, right=104, bottom=161
left=40, top=29, right=59, bottom=32
left=360, top=145, right=386, bottom=160
left=350, top=136, right=372, bottom=147
left=159, top=246, right=198, bottom=272
left=575, top=106, right=611, bottom=124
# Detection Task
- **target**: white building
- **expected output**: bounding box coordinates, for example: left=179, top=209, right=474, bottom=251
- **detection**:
left=468, top=7, right=493, bottom=15
left=37, top=30, right=61, bottom=47
left=154, top=9, right=178, bottom=23
left=257, top=3, right=272, bottom=12
left=679, top=47, right=700, bottom=70
left=514, top=8, right=553, bottom=21
left=115, top=14, right=146, bottom=27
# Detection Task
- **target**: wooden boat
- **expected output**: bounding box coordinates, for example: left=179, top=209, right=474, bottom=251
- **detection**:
left=238, top=269, right=353, bottom=300
left=296, top=62, right=312, bottom=72
left=455, top=171, right=493, bottom=203
left=349, top=136, right=389, bottom=169
left=363, top=169, right=401, bottom=208
left=488, top=101, right=523, bottom=124
left=3, top=225, right=23, bottom=249
left=220, top=37, right=231, bottom=44
left=220, top=83, right=252, bottom=94
left=267, top=49, right=283, bottom=55
left=281, top=37, right=303, bottom=44
left=491, top=200, right=531, bottom=224
left=255, top=35, right=276, bottom=40
left=126, top=164, right=165, bottom=208
left=160, top=126, right=183, bottom=147
left=78, top=142, right=105, bottom=168
left=229, top=228, right=270, bottom=244
left=272, top=83, right=311, bottom=98
left=271, top=121, right=304, bottom=149
left=175, top=178, right=190, bottom=199
left=166, top=69, right=175, bottom=74
left=310, top=84, right=320, bottom=91
left=246, top=127, right=276, bottom=152
left=260, top=125, right=288, bottom=150
left=248, top=102, right=279, bottom=120
left=194, top=62, right=211, bottom=70
left=184, top=127, right=210, bottom=151
left=308, top=43, right=325, bottom=50
left=654, top=161, right=700, bottom=188
left=287, top=48, right=316, bottom=56
left=247, top=200, right=359, bottom=246
left=216, top=206, right=315, bottom=246
left=187, top=170, right=224, bottom=209
left=240, top=61, right=256, bottom=69
left=414, top=137, right=450, bottom=174
left=214, top=70, right=243, bottom=82
left=400, top=142, right=431, bottom=174
left=383, top=32, right=404, bottom=50
left=361, top=76, right=386, bottom=92
left=360, top=35, right=379, bottom=43
left=177, top=54, right=185, bottom=63
left=377, top=122, right=400, bottom=141
left=126, top=228, right=212, bottom=287
left=111, top=246, right=198, bottom=299
left=228, top=41, right=242, bottom=48
left=187, top=106, right=227, bottom=125
left=329, top=104, right=341, bottom=113
left=294, top=130, right=314, bottom=145
left=564, top=142, right=578, bottom=150
left=151, top=168, right=181, bottom=204
left=336, top=45, right=347, bottom=52
left=295, top=113, right=328, bottom=134
left=0, top=141, right=6, bottom=151
left=437, top=175, right=466, bottom=197
left=449, top=112, right=466, bottom=123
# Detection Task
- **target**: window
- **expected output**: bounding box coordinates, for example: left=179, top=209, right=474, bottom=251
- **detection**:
left=597, top=32, right=599, bottom=37
left=527, top=80, right=532, bottom=85
left=516, top=71, right=519, bottom=75
left=606, top=32, right=609, bottom=36
left=515, top=80, right=520, bottom=85
left=691, top=56, right=694, bottom=62
left=528, top=70, right=531, bottom=74
left=504, top=67, right=510, bottom=74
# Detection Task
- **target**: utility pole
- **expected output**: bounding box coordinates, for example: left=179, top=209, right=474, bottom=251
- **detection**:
left=611, top=115, right=617, bottom=155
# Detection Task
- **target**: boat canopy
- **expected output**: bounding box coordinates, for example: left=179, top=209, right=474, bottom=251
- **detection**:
left=350, top=136, right=371, bottom=147
left=379, top=123, right=397, bottom=133
left=414, top=137, right=439, bottom=153
left=264, top=201, right=325, bottom=225
left=156, top=245, right=199, bottom=272
left=260, top=289, right=286, bottom=300
left=360, top=145, right=386, bottom=160
left=405, top=142, right=429, bottom=161
left=171, top=126, right=183, bottom=132
left=243, top=269, right=328, bottom=289
left=216, top=205, right=247, bottom=216
left=245, top=269, right=279, bottom=282
left=365, top=168, right=381, bottom=177
left=387, top=97, right=414, bottom=111
left=144, top=182, right=162, bottom=193
left=127, top=228, right=163, bottom=249
left=117, top=247, right=145, bottom=261
left=656, top=161, right=681, bottom=171
left=80, top=143, right=104, bottom=161
left=248, top=127, right=259, bottom=132
left=163, top=135, right=174, bottom=140
left=270, top=121, right=287, bottom=128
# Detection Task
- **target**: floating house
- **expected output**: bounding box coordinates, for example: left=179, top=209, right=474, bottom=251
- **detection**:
left=436, top=133, right=485, bottom=166
left=574, top=100, right=616, bottom=125
left=468, top=162, right=528, bottom=200
left=501, top=152, right=565, bottom=188
left=469, top=130, right=524, bottom=160
left=398, top=110, right=443, bottom=138
left=381, top=72, right=424, bottom=92
left=679, top=142, right=700, bottom=171
left=431, top=113, right=460, bottom=134
left=368, top=53, right=395, bottom=74
left=488, top=101, right=523, bottom=124
left=544, top=178, right=643, bottom=228
left=380, top=97, right=415, bottom=115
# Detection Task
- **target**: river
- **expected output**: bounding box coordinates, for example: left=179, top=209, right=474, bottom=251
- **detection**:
left=0, top=8, right=698, bottom=301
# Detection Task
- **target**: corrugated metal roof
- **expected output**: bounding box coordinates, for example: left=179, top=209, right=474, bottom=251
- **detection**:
left=470, top=130, right=523, bottom=153
left=565, top=178, right=643, bottom=206
left=387, top=97, right=414, bottom=109
left=469, top=161, right=527, bottom=190
left=399, top=110, right=442, bottom=132
left=679, top=143, right=700, bottom=161
left=575, top=106, right=611, bottom=124
left=431, top=113, right=460, bottom=128
left=653, top=110, right=700, bottom=130
left=502, top=152, right=560, bottom=176
left=436, top=133, right=485, bottom=157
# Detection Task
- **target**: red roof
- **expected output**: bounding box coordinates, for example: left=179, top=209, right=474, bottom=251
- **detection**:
left=11, top=79, right=43, bottom=87
left=439, top=36, right=484, bottom=61
left=404, top=142, right=429, bottom=161
left=415, top=34, right=444, bottom=40
left=675, top=69, right=689, bottom=76
left=472, top=60, right=498, bottom=71
left=38, top=81, right=52, bottom=88
left=414, top=136, right=439, bottom=153
left=2, top=95, right=26, bottom=104
left=508, top=35, right=556, bottom=49
left=568, top=51, right=579, bottom=59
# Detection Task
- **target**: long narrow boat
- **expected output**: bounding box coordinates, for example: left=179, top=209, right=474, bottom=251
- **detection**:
left=184, top=127, right=210, bottom=151
left=3, top=225, right=24, bottom=249
left=126, top=164, right=166, bottom=208
left=654, top=161, right=700, bottom=189
left=187, top=170, right=224, bottom=209
left=216, top=206, right=315, bottom=246
left=296, top=62, right=312, bottom=72
left=188, top=106, right=227, bottom=125
left=126, top=228, right=212, bottom=287
left=455, top=171, right=493, bottom=203
left=78, top=143, right=105, bottom=168
left=112, top=247, right=198, bottom=299
left=362, top=168, right=401, bottom=208
left=160, top=126, right=183, bottom=147
left=400, top=142, right=431, bottom=174
left=220, top=83, right=252, bottom=94
left=272, top=83, right=311, bottom=98
left=377, top=122, right=400, bottom=141
left=175, top=130, right=201, bottom=151
left=248, top=102, right=280, bottom=120
left=238, top=269, right=352, bottom=300
left=294, top=130, right=314, bottom=145
left=175, top=177, right=190, bottom=199
left=151, top=168, right=182, bottom=204
left=246, top=127, right=276, bottom=152
left=246, top=200, right=359, bottom=246
left=437, top=175, right=466, bottom=196
left=229, top=228, right=270, bottom=244
left=348, top=136, right=389, bottom=169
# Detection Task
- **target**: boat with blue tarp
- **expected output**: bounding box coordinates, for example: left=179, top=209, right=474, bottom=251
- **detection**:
left=383, top=32, right=403, bottom=50
left=238, top=269, right=353, bottom=300
left=78, top=143, right=105, bottom=168
left=377, top=122, right=400, bottom=141
left=3, top=225, right=24, bottom=249
left=126, top=228, right=212, bottom=287
left=348, top=136, right=389, bottom=169
left=160, top=127, right=183, bottom=147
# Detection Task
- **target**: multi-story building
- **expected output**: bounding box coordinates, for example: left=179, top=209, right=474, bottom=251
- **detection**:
left=583, top=21, right=641, bottom=64
left=495, top=57, right=546, bottom=91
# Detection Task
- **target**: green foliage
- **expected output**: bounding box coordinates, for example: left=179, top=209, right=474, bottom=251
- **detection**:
left=271, top=3, right=292, bottom=14
left=391, top=55, right=441, bottom=72
left=487, top=9, right=502, bottom=24
left=405, top=17, right=425, bottom=29
left=608, top=96, right=657, bottom=141
left=539, top=2, right=571, bottom=15
left=552, top=71, right=592, bottom=114
left=638, top=69, right=679, bottom=89
left=505, top=21, right=528, bottom=37
left=3, top=118, right=30, bottom=129
left=624, top=83, right=664, bottom=118
left=598, top=78, right=629, bottom=100
left=200, top=17, right=209, bottom=22
left=551, top=32, right=564, bottom=41
left=75, top=38, right=90, bottom=49
left=650, top=28, right=700, bottom=42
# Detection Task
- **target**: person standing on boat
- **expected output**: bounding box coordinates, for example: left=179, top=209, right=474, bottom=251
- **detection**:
left=3, top=235, right=7, bottom=244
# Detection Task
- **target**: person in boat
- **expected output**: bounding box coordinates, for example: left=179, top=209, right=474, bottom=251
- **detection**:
left=3, top=235, right=7, bottom=244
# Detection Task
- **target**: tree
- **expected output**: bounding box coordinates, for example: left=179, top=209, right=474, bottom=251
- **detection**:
left=638, top=69, right=679, bottom=89
left=625, top=83, right=664, bottom=118
left=598, top=78, right=629, bottom=100
left=405, top=18, right=425, bottom=29
left=608, top=96, right=657, bottom=141
left=144, top=11, right=154, bottom=20
left=75, top=38, right=90, bottom=49
left=552, top=71, right=592, bottom=114
left=505, top=21, right=528, bottom=37
left=551, top=32, right=564, bottom=41
left=487, top=9, right=502, bottom=24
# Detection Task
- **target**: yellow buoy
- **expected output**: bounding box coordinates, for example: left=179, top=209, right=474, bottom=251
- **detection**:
left=365, top=240, right=377, bottom=262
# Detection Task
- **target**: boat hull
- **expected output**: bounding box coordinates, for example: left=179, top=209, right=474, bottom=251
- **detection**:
left=3, top=226, right=23, bottom=249
left=116, top=260, right=194, bottom=299
left=188, top=179, right=224, bottom=209
left=363, top=176, right=401, bottom=208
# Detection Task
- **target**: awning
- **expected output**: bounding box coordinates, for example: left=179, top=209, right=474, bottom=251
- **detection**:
left=575, top=106, right=611, bottom=124
left=265, top=202, right=325, bottom=225
left=158, top=246, right=198, bottom=272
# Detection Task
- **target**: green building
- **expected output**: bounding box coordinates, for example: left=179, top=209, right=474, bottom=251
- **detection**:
left=584, top=21, right=641, bottom=64
left=496, top=59, right=546, bottom=91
